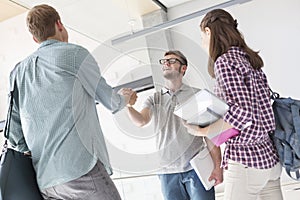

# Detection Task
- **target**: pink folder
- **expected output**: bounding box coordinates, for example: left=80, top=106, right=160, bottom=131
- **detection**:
left=210, top=128, right=239, bottom=146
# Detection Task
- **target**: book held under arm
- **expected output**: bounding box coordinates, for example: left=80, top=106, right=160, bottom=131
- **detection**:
left=175, top=89, right=239, bottom=146
left=174, top=89, right=229, bottom=127
left=190, top=147, right=215, bottom=190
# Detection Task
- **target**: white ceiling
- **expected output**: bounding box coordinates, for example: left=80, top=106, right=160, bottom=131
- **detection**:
left=0, top=0, right=233, bottom=44
left=160, top=0, right=194, bottom=7
left=2, top=0, right=194, bottom=43
left=0, top=0, right=27, bottom=22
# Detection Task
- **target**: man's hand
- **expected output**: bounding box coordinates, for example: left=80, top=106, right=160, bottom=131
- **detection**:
left=118, top=88, right=137, bottom=107
left=128, top=90, right=137, bottom=107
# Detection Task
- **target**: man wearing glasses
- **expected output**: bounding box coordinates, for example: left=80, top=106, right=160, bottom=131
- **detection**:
left=125, top=50, right=223, bottom=200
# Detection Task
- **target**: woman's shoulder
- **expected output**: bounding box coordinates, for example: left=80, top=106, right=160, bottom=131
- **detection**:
left=217, top=47, right=246, bottom=62
left=215, top=47, right=251, bottom=75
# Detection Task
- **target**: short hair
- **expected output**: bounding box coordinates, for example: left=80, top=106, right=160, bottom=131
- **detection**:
left=164, top=50, right=188, bottom=76
left=26, top=4, right=61, bottom=42
left=164, top=50, right=188, bottom=66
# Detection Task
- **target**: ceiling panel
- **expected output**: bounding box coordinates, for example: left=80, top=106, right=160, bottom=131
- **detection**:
left=4, top=0, right=229, bottom=43
left=159, top=0, right=194, bottom=7
left=2, top=0, right=237, bottom=43
left=0, top=0, right=27, bottom=22
left=11, top=0, right=161, bottom=42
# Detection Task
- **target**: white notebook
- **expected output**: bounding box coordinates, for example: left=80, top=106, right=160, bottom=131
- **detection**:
left=190, top=147, right=215, bottom=190
left=174, top=89, right=229, bottom=127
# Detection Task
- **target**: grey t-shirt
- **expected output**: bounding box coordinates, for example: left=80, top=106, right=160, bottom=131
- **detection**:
left=143, top=84, right=205, bottom=174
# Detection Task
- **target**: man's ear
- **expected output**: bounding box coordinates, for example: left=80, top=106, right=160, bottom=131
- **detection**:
left=33, top=36, right=40, bottom=44
left=56, top=20, right=63, bottom=32
left=182, top=65, right=187, bottom=73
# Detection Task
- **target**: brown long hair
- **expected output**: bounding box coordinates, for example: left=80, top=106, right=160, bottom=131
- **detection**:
left=200, top=9, right=263, bottom=78
left=27, top=4, right=61, bottom=42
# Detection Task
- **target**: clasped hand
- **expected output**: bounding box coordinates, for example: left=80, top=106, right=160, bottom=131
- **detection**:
left=118, top=88, right=137, bottom=106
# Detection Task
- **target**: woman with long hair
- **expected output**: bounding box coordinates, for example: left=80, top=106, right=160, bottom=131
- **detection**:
left=184, top=9, right=283, bottom=200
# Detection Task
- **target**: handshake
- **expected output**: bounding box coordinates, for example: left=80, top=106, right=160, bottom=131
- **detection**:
left=118, top=88, right=138, bottom=108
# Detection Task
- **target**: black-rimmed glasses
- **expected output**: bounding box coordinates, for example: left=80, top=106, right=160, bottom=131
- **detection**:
left=159, top=58, right=183, bottom=65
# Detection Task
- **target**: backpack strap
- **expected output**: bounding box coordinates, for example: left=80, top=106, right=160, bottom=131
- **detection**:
left=269, top=87, right=280, bottom=100
left=4, top=66, right=18, bottom=141
left=2, top=77, right=16, bottom=153
left=3, top=91, right=13, bottom=140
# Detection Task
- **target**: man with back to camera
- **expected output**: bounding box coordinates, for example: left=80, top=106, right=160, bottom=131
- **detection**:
left=124, top=50, right=223, bottom=200
left=7, top=4, right=137, bottom=200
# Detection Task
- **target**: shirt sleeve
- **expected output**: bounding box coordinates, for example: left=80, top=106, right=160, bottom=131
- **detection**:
left=96, top=77, right=126, bottom=114
left=75, top=47, right=125, bottom=114
left=142, top=93, right=155, bottom=111
left=214, top=59, right=253, bottom=131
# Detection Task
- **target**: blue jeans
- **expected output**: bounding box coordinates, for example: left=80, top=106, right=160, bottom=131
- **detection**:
left=159, top=169, right=215, bottom=200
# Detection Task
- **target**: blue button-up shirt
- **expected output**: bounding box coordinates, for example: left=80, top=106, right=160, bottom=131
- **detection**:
left=8, top=39, right=126, bottom=189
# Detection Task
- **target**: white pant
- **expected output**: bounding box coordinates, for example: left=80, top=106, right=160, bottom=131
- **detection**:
left=224, top=160, right=283, bottom=200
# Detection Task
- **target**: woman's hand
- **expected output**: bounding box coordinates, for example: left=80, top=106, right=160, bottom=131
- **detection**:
left=182, top=120, right=209, bottom=137
left=209, top=166, right=223, bottom=186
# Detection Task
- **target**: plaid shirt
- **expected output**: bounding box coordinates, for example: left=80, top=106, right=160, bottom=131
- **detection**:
left=214, top=47, right=279, bottom=169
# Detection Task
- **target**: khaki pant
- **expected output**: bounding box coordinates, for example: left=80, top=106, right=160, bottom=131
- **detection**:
left=224, top=160, right=283, bottom=200
left=41, top=161, right=121, bottom=200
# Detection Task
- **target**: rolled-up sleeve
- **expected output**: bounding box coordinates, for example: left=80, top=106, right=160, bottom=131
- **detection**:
left=214, top=60, right=252, bottom=131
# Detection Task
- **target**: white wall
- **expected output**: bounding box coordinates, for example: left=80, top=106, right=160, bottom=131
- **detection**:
left=169, top=0, right=300, bottom=99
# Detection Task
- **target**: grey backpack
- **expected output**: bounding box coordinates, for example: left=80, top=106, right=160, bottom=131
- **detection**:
left=270, top=89, right=300, bottom=181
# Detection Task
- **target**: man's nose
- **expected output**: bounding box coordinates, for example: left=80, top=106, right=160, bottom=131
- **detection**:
left=164, top=61, right=171, bottom=66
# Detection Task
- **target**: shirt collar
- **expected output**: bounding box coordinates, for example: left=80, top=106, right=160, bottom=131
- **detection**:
left=227, top=46, right=247, bottom=57
left=39, top=39, right=61, bottom=49
left=161, top=87, right=170, bottom=95
left=161, top=83, right=190, bottom=95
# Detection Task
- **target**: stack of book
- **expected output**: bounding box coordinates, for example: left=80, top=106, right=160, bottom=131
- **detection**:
left=174, top=89, right=229, bottom=127
left=174, top=89, right=239, bottom=146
